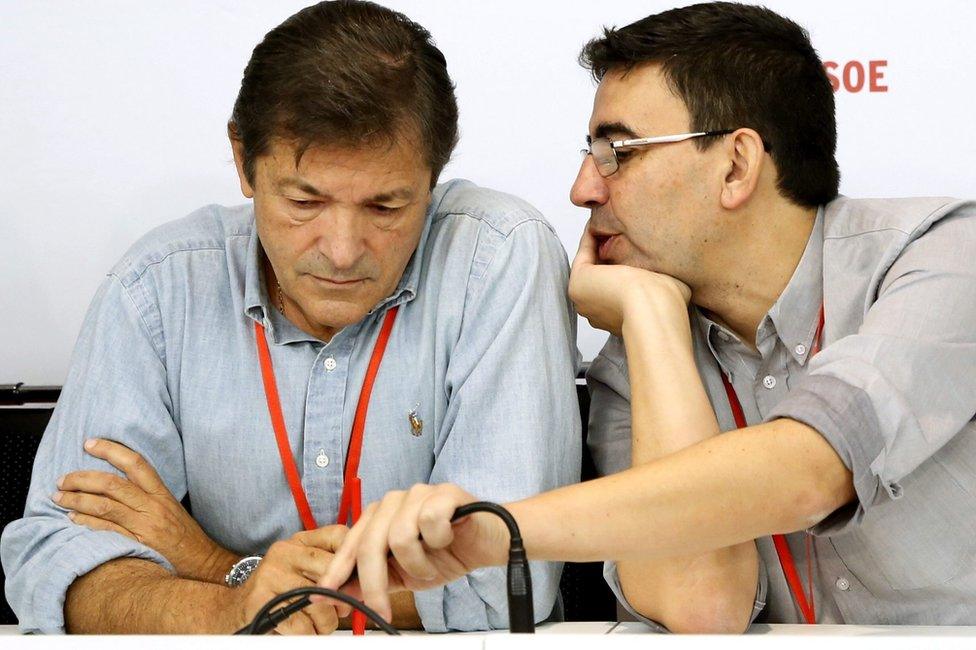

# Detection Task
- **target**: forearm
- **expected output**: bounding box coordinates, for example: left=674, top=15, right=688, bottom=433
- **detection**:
left=623, top=298, right=717, bottom=462
left=509, top=418, right=854, bottom=564
left=65, top=558, right=234, bottom=633
left=614, top=305, right=759, bottom=631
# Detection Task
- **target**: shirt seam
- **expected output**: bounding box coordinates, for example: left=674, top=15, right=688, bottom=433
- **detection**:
left=120, top=241, right=245, bottom=287
left=433, top=209, right=559, bottom=240
left=106, top=273, right=168, bottom=369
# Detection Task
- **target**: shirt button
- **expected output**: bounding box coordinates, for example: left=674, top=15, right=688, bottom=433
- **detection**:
left=315, top=452, right=330, bottom=468
left=835, top=577, right=851, bottom=591
left=762, top=375, right=777, bottom=390
left=794, top=343, right=807, bottom=356
left=323, top=357, right=337, bottom=372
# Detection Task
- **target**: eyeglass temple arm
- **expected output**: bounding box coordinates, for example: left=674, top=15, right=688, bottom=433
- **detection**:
left=612, top=129, right=734, bottom=148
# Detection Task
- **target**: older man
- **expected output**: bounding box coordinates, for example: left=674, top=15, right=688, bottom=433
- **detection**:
left=317, top=1, right=976, bottom=634
left=0, top=0, right=579, bottom=634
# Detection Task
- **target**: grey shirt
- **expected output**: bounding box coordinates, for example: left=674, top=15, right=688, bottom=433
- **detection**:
left=1, top=179, right=582, bottom=633
left=588, top=196, right=976, bottom=627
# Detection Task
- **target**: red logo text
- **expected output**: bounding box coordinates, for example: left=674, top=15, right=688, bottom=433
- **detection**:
left=824, top=60, right=888, bottom=93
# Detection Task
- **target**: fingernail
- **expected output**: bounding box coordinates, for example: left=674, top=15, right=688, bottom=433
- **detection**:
left=52, top=491, right=63, bottom=504
left=67, top=512, right=76, bottom=521
left=56, top=476, right=65, bottom=489
left=84, top=439, right=97, bottom=451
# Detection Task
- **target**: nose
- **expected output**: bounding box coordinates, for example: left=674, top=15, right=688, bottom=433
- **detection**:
left=317, top=209, right=365, bottom=271
left=570, top=155, right=610, bottom=208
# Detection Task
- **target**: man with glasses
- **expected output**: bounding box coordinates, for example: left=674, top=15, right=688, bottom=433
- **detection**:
left=318, top=1, right=976, bottom=633
left=1, top=1, right=579, bottom=634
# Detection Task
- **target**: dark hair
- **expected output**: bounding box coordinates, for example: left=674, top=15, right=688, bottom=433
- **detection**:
left=230, top=0, right=458, bottom=187
left=580, top=2, right=839, bottom=207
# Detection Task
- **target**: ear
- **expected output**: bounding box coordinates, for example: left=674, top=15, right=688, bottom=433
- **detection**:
left=228, top=123, right=255, bottom=199
left=719, top=128, right=765, bottom=210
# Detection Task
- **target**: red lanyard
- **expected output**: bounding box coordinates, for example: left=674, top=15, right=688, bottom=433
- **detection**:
left=719, top=303, right=824, bottom=625
left=254, top=305, right=399, bottom=634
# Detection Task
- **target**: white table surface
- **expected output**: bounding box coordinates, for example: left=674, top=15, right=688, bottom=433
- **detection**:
left=3, top=621, right=976, bottom=648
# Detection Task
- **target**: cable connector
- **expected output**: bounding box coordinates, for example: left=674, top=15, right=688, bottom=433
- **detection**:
left=452, top=501, right=534, bottom=633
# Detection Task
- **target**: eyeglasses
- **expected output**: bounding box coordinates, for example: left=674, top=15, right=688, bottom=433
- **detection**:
left=581, top=129, right=734, bottom=177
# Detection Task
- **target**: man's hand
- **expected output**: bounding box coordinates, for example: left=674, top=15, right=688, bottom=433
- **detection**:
left=569, top=227, right=691, bottom=337
left=53, top=438, right=236, bottom=583
left=319, top=483, right=510, bottom=623
left=221, top=526, right=348, bottom=634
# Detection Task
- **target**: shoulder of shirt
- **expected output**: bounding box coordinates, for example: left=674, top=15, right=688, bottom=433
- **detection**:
left=428, top=178, right=558, bottom=239
left=108, top=204, right=254, bottom=287
left=822, top=196, right=976, bottom=241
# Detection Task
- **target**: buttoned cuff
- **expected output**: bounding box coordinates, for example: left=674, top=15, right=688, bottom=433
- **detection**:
left=602, top=560, right=767, bottom=632
left=6, top=524, right=173, bottom=633
left=764, top=374, right=895, bottom=536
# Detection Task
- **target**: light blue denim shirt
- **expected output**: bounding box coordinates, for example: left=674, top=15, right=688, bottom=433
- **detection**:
left=1, top=179, right=582, bottom=634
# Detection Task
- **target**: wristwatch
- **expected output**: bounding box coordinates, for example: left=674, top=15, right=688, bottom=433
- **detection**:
left=224, top=555, right=263, bottom=587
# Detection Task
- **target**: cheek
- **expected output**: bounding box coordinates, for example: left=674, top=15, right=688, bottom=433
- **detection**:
left=256, top=206, right=310, bottom=269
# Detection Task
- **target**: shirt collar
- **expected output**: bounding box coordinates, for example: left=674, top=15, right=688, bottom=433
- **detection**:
left=242, top=202, right=434, bottom=344
left=693, top=206, right=825, bottom=372
left=766, top=205, right=825, bottom=365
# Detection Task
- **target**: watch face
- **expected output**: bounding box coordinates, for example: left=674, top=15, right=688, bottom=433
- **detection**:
left=226, top=555, right=262, bottom=587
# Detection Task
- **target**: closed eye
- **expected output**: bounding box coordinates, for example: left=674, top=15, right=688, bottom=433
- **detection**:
left=289, top=199, right=320, bottom=209
left=370, top=204, right=402, bottom=215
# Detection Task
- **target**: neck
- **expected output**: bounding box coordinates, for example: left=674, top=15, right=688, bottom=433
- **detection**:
left=262, top=255, right=339, bottom=342
left=691, top=201, right=817, bottom=348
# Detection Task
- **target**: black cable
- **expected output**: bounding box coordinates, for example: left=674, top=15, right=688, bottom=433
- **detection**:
left=234, top=586, right=400, bottom=635
left=236, top=501, right=533, bottom=634
left=452, top=502, right=535, bottom=634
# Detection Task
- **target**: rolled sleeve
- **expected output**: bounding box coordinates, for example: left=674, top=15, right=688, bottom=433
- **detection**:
left=767, top=206, right=976, bottom=534
left=1, top=274, right=186, bottom=632
left=2, top=517, right=172, bottom=634
left=418, top=218, right=581, bottom=631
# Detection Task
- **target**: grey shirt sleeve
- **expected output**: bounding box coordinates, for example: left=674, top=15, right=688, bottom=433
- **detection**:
left=1, top=274, right=184, bottom=633
left=767, top=207, right=976, bottom=534
left=415, top=220, right=581, bottom=631
left=587, top=338, right=767, bottom=631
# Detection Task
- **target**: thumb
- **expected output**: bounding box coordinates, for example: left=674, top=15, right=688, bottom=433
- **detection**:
left=293, top=525, right=349, bottom=551
left=571, top=227, right=599, bottom=273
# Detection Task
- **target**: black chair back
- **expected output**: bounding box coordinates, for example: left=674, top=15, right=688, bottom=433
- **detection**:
left=1, top=405, right=55, bottom=626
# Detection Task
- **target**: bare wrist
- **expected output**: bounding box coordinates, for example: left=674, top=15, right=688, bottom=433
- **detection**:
left=200, top=545, right=241, bottom=584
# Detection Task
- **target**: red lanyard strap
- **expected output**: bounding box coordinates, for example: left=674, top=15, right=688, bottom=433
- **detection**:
left=719, top=303, right=824, bottom=624
left=337, top=306, right=399, bottom=526
left=255, top=319, right=318, bottom=531
left=255, top=306, right=399, bottom=635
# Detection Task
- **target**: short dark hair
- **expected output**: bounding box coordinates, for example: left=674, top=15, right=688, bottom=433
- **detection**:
left=230, top=0, right=459, bottom=187
left=580, top=2, right=839, bottom=207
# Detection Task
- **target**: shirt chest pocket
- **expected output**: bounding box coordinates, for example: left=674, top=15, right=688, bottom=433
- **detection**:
left=829, top=452, right=976, bottom=592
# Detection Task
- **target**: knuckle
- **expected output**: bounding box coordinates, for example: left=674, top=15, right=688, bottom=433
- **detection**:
left=130, top=455, right=150, bottom=474
left=382, top=490, right=406, bottom=506
left=407, top=483, right=429, bottom=498
left=265, top=541, right=286, bottom=559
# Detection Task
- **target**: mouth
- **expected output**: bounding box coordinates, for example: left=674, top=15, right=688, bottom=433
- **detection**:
left=308, top=275, right=366, bottom=287
left=589, top=229, right=620, bottom=262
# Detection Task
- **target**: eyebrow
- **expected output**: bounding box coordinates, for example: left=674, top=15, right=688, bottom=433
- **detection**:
left=593, top=121, right=641, bottom=140
left=276, top=177, right=416, bottom=203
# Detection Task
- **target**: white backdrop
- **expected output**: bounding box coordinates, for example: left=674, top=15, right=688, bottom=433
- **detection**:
left=2, top=1, right=974, bottom=385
